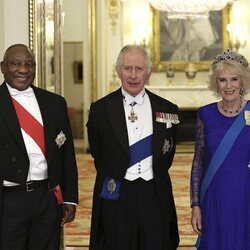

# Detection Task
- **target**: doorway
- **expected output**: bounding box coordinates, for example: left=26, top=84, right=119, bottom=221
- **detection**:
left=63, top=42, right=83, bottom=141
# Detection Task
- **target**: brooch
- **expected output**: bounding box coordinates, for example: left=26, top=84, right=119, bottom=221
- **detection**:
left=155, top=112, right=180, bottom=128
left=55, top=130, right=67, bottom=148
left=244, top=111, right=250, bottom=125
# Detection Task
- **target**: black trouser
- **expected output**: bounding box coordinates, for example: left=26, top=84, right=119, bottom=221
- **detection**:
left=1, top=183, right=63, bottom=250
left=101, top=178, right=163, bottom=250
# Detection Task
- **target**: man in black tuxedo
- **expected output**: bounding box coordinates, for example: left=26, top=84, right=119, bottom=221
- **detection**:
left=0, top=44, right=78, bottom=249
left=87, top=44, right=180, bottom=250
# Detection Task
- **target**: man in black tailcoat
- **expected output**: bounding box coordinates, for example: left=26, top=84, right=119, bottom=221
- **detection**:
left=87, top=44, right=179, bottom=250
left=0, top=44, right=78, bottom=249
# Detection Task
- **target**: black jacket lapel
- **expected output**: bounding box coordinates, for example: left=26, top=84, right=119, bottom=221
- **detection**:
left=105, top=89, right=129, bottom=156
left=0, top=82, right=27, bottom=156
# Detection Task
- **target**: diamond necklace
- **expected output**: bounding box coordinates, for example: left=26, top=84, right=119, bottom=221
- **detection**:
left=221, top=99, right=242, bottom=114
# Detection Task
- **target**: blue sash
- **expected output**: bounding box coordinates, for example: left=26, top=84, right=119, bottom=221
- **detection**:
left=129, top=134, right=153, bottom=166
left=100, top=134, right=153, bottom=200
left=196, top=102, right=250, bottom=248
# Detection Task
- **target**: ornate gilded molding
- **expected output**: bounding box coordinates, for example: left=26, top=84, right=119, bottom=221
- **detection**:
left=28, top=0, right=34, bottom=51
left=107, top=0, right=120, bottom=35
left=89, top=0, right=97, bottom=101
left=54, top=0, right=62, bottom=95
left=109, top=65, right=120, bottom=92
left=28, top=0, right=46, bottom=88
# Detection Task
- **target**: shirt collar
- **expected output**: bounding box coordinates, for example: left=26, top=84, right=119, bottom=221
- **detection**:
left=121, top=88, right=146, bottom=105
left=6, top=83, right=34, bottom=97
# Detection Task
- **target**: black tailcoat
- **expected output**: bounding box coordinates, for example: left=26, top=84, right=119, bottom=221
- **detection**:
left=0, top=82, right=78, bottom=206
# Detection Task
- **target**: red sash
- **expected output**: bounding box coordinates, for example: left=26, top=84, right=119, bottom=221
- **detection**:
left=12, top=98, right=46, bottom=156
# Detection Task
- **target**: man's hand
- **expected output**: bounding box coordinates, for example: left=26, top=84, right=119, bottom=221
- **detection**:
left=61, top=204, right=76, bottom=226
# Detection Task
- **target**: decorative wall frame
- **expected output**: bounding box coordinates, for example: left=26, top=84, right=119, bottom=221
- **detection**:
left=151, top=5, right=231, bottom=72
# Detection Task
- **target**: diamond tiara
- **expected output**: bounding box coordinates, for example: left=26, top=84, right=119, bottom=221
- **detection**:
left=211, top=49, right=249, bottom=69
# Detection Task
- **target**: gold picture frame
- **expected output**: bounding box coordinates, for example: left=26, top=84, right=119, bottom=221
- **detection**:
left=151, top=5, right=231, bottom=72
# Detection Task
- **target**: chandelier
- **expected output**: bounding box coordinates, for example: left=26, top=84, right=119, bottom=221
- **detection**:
left=148, top=0, right=238, bottom=19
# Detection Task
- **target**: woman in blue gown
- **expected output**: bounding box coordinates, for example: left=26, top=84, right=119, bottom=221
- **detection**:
left=190, top=49, right=250, bottom=250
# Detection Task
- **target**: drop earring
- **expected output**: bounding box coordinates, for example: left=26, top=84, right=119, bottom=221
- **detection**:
left=240, top=88, right=244, bottom=96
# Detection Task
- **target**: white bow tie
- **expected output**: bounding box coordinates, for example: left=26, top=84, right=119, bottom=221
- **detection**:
left=9, top=87, right=33, bottom=97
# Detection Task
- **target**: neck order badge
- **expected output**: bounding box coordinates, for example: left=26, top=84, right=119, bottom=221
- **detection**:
left=128, top=101, right=137, bottom=123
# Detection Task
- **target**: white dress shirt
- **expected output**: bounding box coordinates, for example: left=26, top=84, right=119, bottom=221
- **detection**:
left=3, top=83, right=48, bottom=186
left=122, top=88, right=154, bottom=181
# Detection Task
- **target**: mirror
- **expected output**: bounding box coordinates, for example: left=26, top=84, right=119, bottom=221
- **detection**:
left=28, top=0, right=62, bottom=94
left=63, top=41, right=84, bottom=140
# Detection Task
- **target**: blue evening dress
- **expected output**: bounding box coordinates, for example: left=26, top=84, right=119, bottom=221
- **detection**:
left=191, top=102, right=250, bottom=250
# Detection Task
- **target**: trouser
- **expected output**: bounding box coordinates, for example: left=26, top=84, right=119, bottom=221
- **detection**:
left=1, top=183, right=63, bottom=250
left=101, top=178, right=164, bottom=250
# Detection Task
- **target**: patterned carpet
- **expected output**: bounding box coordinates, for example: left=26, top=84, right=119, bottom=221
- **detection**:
left=64, top=151, right=197, bottom=248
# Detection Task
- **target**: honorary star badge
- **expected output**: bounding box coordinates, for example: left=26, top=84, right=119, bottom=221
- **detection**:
left=55, top=130, right=67, bottom=148
left=162, top=139, right=172, bottom=154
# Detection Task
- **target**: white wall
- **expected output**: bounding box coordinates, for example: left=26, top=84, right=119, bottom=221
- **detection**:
left=62, top=0, right=85, bottom=42
left=3, top=0, right=29, bottom=47
left=0, top=0, right=29, bottom=83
